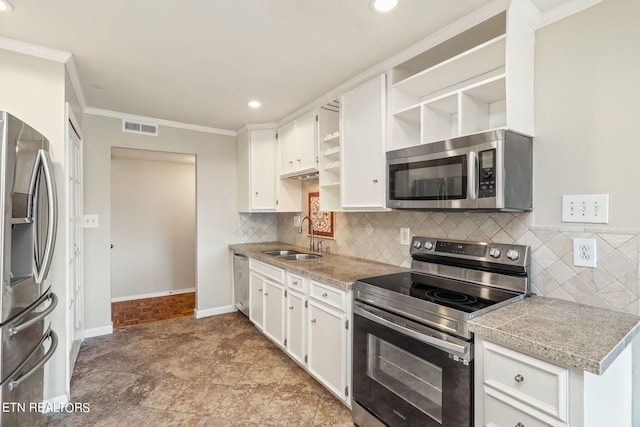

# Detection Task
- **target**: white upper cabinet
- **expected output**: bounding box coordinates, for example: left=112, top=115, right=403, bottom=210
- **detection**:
left=279, top=110, right=318, bottom=178
left=317, top=100, right=341, bottom=212
left=237, top=126, right=301, bottom=212
left=340, top=74, right=387, bottom=210
left=388, top=1, right=537, bottom=151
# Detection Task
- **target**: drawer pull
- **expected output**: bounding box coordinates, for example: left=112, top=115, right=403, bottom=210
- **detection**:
left=514, top=374, right=524, bottom=383
left=264, top=292, right=269, bottom=296
left=516, top=423, right=525, bottom=427
left=289, top=306, right=294, bottom=310
left=293, top=281, right=298, bottom=285
left=311, top=319, right=317, bottom=324
left=258, top=289, right=262, bottom=292
left=322, top=293, right=328, bottom=297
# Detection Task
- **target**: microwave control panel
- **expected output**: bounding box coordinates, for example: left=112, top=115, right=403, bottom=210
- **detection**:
left=478, top=149, right=496, bottom=199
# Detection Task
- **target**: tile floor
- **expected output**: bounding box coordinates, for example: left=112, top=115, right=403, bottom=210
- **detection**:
left=44, top=312, right=353, bottom=426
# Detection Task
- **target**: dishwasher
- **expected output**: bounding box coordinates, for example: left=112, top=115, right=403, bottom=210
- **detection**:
left=233, top=253, right=249, bottom=316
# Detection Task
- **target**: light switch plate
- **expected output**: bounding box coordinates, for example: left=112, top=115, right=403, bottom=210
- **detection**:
left=562, top=194, right=609, bottom=224
left=293, top=215, right=301, bottom=227
left=82, top=214, right=99, bottom=228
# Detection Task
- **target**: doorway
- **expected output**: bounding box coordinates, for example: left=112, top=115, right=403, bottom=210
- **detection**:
left=109, top=147, right=196, bottom=327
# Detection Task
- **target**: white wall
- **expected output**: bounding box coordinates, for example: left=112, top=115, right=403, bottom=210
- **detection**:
left=533, top=0, right=640, bottom=229
left=110, top=151, right=196, bottom=299
left=82, top=114, right=238, bottom=334
left=0, top=48, right=69, bottom=402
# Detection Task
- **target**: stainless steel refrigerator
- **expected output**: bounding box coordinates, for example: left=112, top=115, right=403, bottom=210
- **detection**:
left=0, top=112, right=59, bottom=426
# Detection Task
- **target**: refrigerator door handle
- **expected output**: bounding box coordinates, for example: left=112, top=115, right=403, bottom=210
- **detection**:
left=9, top=292, right=58, bottom=336
left=32, top=149, right=58, bottom=284
left=8, top=328, right=58, bottom=392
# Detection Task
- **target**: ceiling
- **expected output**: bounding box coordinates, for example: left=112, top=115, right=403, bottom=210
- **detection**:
left=0, top=0, right=571, bottom=132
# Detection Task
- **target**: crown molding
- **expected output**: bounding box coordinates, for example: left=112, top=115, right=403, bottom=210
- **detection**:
left=84, top=107, right=237, bottom=137
left=537, top=0, right=604, bottom=28
left=0, top=36, right=71, bottom=62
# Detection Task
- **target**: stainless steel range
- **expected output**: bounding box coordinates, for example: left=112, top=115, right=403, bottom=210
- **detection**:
left=352, top=236, right=530, bottom=427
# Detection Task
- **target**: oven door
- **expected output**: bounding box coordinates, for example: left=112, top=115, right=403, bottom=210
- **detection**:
left=353, top=302, right=473, bottom=427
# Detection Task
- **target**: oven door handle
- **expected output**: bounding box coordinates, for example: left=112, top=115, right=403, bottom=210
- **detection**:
left=354, top=304, right=468, bottom=356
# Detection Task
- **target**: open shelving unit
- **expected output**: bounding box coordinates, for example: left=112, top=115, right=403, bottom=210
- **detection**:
left=388, top=6, right=535, bottom=150
left=318, top=100, right=341, bottom=211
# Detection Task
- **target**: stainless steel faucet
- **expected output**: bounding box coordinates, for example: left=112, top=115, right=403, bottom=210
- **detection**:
left=298, top=216, right=314, bottom=252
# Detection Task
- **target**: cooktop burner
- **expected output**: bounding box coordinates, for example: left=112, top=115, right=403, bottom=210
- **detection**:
left=357, top=271, right=516, bottom=314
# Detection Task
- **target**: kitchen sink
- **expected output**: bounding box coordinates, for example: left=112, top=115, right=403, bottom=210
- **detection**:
left=262, top=249, right=301, bottom=256
left=278, top=253, right=321, bottom=261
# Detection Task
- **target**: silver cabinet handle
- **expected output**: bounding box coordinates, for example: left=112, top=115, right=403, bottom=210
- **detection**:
left=516, top=423, right=525, bottom=427
left=264, top=292, right=269, bottom=296
left=514, top=374, right=524, bottom=383
left=310, top=319, right=317, bottom=324
left=289, top=306, right=294, bottom=310
left=322, top=293, right=328, bottom=297
left=373, top=179, right=378, bottom=183
left=292, top=281, right=298, bottom=285
left=258, top=288, right=262, bottom=292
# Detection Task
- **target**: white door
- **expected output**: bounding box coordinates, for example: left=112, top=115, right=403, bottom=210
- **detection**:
left=249, top=272, right=265, bottom=329
left=341, top=74, right=387, bottom=209
left=250, top=129, right=277, bottom=210
left=307, top=300, right=348, bottom=399
left=262, top=280, right=285, bottom=346
left=286, top=289, right=306, bottom=366
left=65, top=104, right=83, bottom=392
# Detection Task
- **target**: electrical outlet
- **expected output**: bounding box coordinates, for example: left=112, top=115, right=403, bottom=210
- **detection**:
left=400, top=227, right=411, bottom=245
left=293, top=215, right=301, bottom=227
left=82, top=214, right=99, bottom=229
left=573, top=238, right=597, bottom=268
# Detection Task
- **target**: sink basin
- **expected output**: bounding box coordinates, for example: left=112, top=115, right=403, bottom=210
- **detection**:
left=262, top=249, right=301, bottom=256
left=278, top=253, right=322, bottom=261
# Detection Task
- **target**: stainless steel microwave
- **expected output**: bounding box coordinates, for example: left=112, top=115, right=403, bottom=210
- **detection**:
left=387, top=129, right=532, bottom=211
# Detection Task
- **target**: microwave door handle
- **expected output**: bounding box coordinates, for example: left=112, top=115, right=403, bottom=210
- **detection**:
left=468, top=151, right=478, bottom=201
left=32, top=149, right=58, bottom=284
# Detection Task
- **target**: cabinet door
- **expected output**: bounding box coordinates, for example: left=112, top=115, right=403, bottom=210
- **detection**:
left=278, top=121, right=296, bottom=176
left=341, top=74, right=387, bottom=209
left=295, top=110, right=318, bottom=173
left=286, top=289, right=306, bottom=366
left=249, top=272, right=265, bottom=329
left=307, top=300, right=348, bottom=399
left=250, top=129, right=277, bottom=210
left=263, top=280, right=286, bottom=347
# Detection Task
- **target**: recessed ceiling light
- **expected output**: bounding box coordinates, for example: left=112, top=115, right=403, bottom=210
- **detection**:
left=371, top=0, right=398, bottom=13
left=247, top=100, right=261, bottom=109
left=0, top=0, right=14, bottom=13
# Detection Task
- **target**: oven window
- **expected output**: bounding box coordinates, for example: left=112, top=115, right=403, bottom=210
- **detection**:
left=389, top=155, right=466, bottom=200
left=367, top=334, right=443, bottom=423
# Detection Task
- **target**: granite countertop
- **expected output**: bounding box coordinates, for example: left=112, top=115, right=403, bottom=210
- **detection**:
left=230, top=242, right=640, bottom=376
left=229, top=242, right=408, bottom=291
left=469, top=296, right=640, bottom=375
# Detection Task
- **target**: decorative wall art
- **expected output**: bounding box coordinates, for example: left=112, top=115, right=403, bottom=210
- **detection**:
left=308, top=192, right=334, bottom=238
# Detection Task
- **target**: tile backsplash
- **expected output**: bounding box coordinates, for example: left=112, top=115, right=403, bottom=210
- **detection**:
left=239, top=186, right=640, bottom=315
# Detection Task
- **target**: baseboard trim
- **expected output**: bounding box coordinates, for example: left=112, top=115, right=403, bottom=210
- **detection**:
left=111, top=288, right=196, bottom=303
left=195, top=305, right=236, bottom=319
left=83, top=324, right=113, bottom=339
left=41, top=394, right=70, bottom=413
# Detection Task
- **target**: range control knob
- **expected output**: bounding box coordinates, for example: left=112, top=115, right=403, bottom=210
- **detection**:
left=424, top=241, right=434, bottom=250
left=506, top=249, right=520, bottom=261
left=413, top=240, right=423, bottom=249
left=488, top=247, right=501, bottom=258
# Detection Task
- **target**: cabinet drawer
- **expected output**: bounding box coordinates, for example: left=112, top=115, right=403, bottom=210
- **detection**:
left=249, top=259, right=285, bottom=283
left=483, top=341, right=568, bottom=421
left=485, top=387, right=567, bottom=427
left=287, top=273, right=306, bottom=293
left=309, top=280, right=346, bottom=311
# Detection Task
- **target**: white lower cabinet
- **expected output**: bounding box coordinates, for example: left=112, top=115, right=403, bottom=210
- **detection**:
left=256, top=268, right=351, bottom=406
left=248, top=259, right=286, bottom=340
left=307, top=280, right=350, bottom=402
left=263, top=280, right=285, bottom=347
left=285, top=272, right=307, bottom=366
left=475, top=336, right=634, bottom=427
